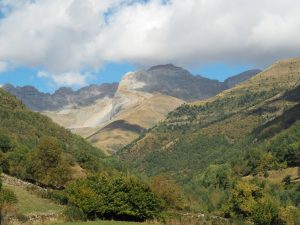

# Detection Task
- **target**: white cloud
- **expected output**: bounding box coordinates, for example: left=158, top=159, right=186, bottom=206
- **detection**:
left=37, top=70, right=89, bottom=87
left=37, top=71, right=49, bottom=78
left=51, top=72, right=88, bottom=86
left=0, top=61, right=7, bottom=72
left=1, top=0, right=300, bottom=81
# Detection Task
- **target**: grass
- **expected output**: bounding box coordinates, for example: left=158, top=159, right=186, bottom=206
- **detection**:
left=4, top=183, right=64, bottom=215
left=243, top=167, right=300, bottom=184
left=53, top=217, right=238, bottom=225
left=54, top=221, right=157, bottom=225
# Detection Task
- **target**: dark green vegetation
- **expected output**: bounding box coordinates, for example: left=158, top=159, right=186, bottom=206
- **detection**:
left=54, top=221, right=155, bottom=225
left=0, top=87, right=110, bottom=187
left=2, top=58, right=300, bottom=225
left=0, top=89, right=165, bottom=223
left=65, top=174, right=164, bottom=221
left=120, top=58, right=300, bottom=224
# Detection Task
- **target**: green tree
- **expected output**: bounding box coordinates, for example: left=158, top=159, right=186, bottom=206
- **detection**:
left=197, top=164, right=234, bottom=189
left=151, top=175, right=185, bottom=209
left=0, top=133, right=12, bottom=153
left=26, top=136, right=71, bottom=187
left=66, top=174, right=164, bottom=221
left=277, top=206, right=300, bottom=225
left=251, top=197, right=278, bottom=225
left=225, top=180, right=262, bottom=217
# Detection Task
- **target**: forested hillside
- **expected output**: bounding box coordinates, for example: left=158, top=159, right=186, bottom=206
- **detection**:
left=0, top=88, right=171, bottom=224
left=0, top=88, right=110, bottom=187
left=120, top=58, right=300, bottom=224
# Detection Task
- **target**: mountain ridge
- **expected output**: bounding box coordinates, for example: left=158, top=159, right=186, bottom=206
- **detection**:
left=2, top=64, right=261, bottom=154
left=2, top=83, right=119, bottom=111
left=3, top=65, right=261, bottom=110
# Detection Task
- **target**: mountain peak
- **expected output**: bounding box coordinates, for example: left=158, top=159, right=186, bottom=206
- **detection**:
left=117, top=64, right=261, bottom=102
left=54, top=87, right=74, bottom=96
left=146, top=64, right=191, bottom=78
left=2, top=84, right=41, bottom=94
left=147, top=64, right=179, bottom=71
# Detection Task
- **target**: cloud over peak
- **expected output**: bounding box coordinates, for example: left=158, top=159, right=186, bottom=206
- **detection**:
left=1, top=0, right=300, bottom=86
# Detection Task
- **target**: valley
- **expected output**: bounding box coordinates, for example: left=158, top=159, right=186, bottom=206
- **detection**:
left=0, top=59, right=300, bottom=225
left=1, top=1, right=300, bottom=224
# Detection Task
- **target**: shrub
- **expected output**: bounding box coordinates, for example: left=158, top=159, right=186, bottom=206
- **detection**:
left=151, top=176, right=185, bottom=209
left=0, top=188, right=17, bottom=204
left=41, top=189, right=68, bottom=205
left=277, top=206, right=300, bottom=225
left=282, top=175, right=292, bottom=186
left=66, top=173, right=165, bottom=221
left=64, top=205, right=86, bottom=222
left=26, top=136, right=72, bottom=187
left=250, top=198, right=278, bottom=225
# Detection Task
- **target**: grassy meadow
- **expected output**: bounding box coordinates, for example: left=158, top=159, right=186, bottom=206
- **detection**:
left=54, top=221, right=158, bottom=225
left=3, top=183, right=64, bottom=215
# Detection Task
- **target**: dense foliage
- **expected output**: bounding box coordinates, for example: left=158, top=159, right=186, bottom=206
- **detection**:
left=120, top=60, right=300, bottom=224
left=150, top=176, right=185, bottom=210
left=0, top=88, right=111, bottom=186
left=0, top=88, right=167, bottom=223
left=65, top=173, right=164, bottom=221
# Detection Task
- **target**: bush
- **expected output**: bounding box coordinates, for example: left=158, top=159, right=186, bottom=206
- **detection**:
left=41, top=189, right=68, bottom=205
left=64, top=205, right=86, bottom=222
left=151, top=176, right=185, bottom=209
left=0, top=188, right=17, bottom=204
left=0, top=133, right=13, bottom=152
left=26, top=136, right=72, bottom=187
left=277, top=206, right=300, bottom=225
left=250, top=198, right=278, bottom=225
left=66, top=173, right=165, bottom=221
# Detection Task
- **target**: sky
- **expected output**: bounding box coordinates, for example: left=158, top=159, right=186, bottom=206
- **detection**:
left=0, top=0, right=300, bottom=92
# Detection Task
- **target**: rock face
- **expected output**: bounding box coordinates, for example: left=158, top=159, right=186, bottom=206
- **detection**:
left=2, top=64, right=260, bottom=154
left=132, top=64, right=225, bottom=102
left=119, top=65, right=261, bottom=102
left=2, top=83, right=118, bottom=111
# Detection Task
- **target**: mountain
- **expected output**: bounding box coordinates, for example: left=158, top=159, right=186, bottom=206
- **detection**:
left=119, top=58, right=300, bottom=178
left=83, top=66, right=259, bottom=153
left=71, top=70, right=185, bottom=154
left=2, top=83, right=118, bottom=111
left=117, top=58, right=300, bottom=223
left=116, top=64, right=261, bottom=102
left=224, top=69, right=262, bottom=88
left=3, top=65, right=260, bottom=154
left=129, top=64, right=225, bottom=102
